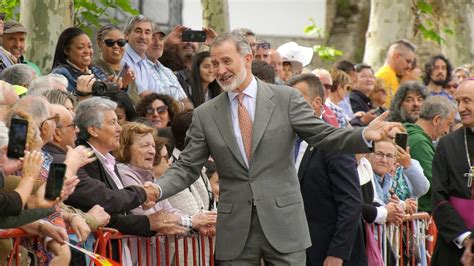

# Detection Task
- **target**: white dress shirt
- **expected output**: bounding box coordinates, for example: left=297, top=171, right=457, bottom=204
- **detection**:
left=227, top=76, right=257, bottom=167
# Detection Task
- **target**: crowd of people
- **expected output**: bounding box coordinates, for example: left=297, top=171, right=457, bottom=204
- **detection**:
left=0, top=11, right=472, bottom=266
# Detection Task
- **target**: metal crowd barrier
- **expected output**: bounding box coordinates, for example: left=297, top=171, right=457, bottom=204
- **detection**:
left=1, top=212, right=432, bottom=266
left=369, top=212, right=432, bottom=266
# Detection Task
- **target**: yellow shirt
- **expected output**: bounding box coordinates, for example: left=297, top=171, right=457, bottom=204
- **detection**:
left=375, top=65, right=399, bottom=108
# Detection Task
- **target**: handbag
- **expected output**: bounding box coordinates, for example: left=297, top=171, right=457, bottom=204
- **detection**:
left=365, top=223, right=385, bottom=266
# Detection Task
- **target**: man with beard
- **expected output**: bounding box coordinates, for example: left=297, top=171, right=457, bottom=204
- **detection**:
left=376, top=39, right=417, bottom=108
left=431, top=79, right=474, bottom=266
left=405, top=96, right=457, bottom=212
left=424, top=54, right=454, bottom=100
left=388, top=81, right=429, bottom=123
left=147, top=31, right=402, bottom=265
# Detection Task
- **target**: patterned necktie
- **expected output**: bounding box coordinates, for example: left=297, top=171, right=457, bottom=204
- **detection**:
left=237, top=93, right=253, bottom=162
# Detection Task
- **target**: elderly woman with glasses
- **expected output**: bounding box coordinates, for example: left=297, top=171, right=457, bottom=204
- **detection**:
left=95, top=25, right=139, bottom=104
left=115, top=122, right=216, bottom=264
left=136, top=93, right=180, bottom=129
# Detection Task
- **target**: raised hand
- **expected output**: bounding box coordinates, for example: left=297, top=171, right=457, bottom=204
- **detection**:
left=68, top=214, right=91, bottom=243
left=364, top=111, right=403, bottom=142
left=60, top=175, right=80, bottom=201
left=64, top=145, right=96, bottom=175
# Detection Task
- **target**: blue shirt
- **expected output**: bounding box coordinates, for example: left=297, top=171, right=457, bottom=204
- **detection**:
left=122, top=44, right=156, bottom=94
left=147, top=59, right=187, bottom=100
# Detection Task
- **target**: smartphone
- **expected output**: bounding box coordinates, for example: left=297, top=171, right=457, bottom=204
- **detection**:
left=181, top=30, right=206, bottom=42
left=44, top=163, right=67, bottom=200
left=118, top=62, right=129, bottom=78
left=7, top=118, right=28, bottom=159
left=395, top=132, right=408, bottom=150
left=373, top=107, right=385, bottom=116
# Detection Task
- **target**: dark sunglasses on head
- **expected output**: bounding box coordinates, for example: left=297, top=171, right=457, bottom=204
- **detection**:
left=104, top=39, right=127, bottom=47
left=256, top=42, right=271, bottom=49
left=146, top=105, right=168, bottom=115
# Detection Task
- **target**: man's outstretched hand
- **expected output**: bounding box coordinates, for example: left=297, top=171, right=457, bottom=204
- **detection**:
left=364, top=111, right=402, bottom=142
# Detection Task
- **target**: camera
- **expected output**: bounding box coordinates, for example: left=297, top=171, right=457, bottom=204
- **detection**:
left=91, top=81, right=120, bottom=96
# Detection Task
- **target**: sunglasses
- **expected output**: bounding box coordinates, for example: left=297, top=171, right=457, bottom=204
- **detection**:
left=146, top=105, right=168, bottom=115
left=103, top=39, right=127, bottom=47
left=256, top=42, right=270, bottom=49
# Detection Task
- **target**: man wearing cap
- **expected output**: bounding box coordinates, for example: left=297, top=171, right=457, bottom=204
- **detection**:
left=1, top=20, right=41, bottom=76
left=146, top=24, right=191, bottom=108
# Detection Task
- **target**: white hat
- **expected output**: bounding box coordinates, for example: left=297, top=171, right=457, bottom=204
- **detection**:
left=277, top=42, right=313, bottom=67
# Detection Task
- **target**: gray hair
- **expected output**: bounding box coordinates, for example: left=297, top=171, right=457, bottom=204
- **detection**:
left=388, top=81, right=429, bottom=122
left=124, top=15, right=154, bottom=35
left=0, top=121, right=9, bottom=148
left=75, top=97, right=117, bottom=141
left=419, top=95, right=457, bottom=120
left=1, top=64, right=35, bottom=87
left=11, top=95, right=50, bottom=128
left=42, top=89, right=77, bottom=108
left=453, top=67, right=470, bottom=77
left=233, top=28, right=255, bottom=37
left=28, top=74, right=68, bottom=95
left=213, top=31, right=252, bottom=56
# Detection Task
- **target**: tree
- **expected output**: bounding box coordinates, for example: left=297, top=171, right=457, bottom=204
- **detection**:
left=20, top=0, right=74, bottom=74
left=201, top=0, right=229, bottom=33
left=363, top=0, right=414, bottom=69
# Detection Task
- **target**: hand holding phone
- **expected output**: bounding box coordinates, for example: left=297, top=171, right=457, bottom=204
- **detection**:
left=181, top=30, right=206, bottom=42
left=118, top=62, right=129, bottom=78
left=395, top=132, right=408, bottom=150
left=7, top=118, right=28, bottom=159
left=44, top=163, right=67, bottom=200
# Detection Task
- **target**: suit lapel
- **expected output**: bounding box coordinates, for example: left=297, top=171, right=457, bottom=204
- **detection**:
left=251, top=81, right=274, bottom=159
left=298, top=146, right=315, bottom=182
left=213, top=93, right=247, bottom=169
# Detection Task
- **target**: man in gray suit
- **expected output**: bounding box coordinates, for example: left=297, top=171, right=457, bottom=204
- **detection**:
left=148, top=31, right=398, bottom=265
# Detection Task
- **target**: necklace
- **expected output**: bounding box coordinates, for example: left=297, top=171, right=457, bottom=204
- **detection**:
left=463, top=128, right=473, bottom=188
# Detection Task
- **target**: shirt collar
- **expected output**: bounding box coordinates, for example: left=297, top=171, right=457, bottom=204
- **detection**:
left=228, top=76, right=258, bottom=102
left=125, top=44, right=146, bottom=63
left=88, top=142, right=116, bottom=168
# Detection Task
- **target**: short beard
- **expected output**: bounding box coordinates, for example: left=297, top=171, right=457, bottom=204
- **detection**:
left=432, top=79, right=447, bottom=86
left=217, top=60, right=247, bottom=92
left=400, top=108, right=419, bottom=123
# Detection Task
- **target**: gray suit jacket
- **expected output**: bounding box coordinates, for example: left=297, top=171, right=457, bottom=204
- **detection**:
left=156, top=80, right=370, bottom=260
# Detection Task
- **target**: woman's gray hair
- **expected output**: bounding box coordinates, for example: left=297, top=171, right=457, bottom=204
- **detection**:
left=213, top=31, right=252, bottom=56
left=1, top=64, right=35, bottom=87
left=28, top=74, right=68, bottom=95
left=11, top=96, right=50, bottom=128
left=75, top=97, right=117, bottom=141
left=42, top=89, right=77, bottom=109
left=419, top=95, right=457, bottom=120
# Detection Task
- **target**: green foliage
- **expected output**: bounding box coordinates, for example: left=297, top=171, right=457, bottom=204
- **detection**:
left=304, top=18, right=343, bottom=62
left=415, top=0, right=453, bottom=45
left=0, top=0, right=138, bottom=36
left=74, top=0, right=139, bottom=36
left=0, top=0, right=21, bottom=20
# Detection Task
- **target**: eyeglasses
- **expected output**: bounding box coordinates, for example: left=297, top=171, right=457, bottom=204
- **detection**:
left=446, top=83, right=458, bottom=89
left=146, top=105, right=168, bottom=115
left=399, top=53, right=414, bottom=66
left=57, top=123, right=76, bottom=129
left=103, top=39, right=127, bottom=47
left=256, top=42, right=270, bottom=49
left=40, top=114, right=60, bottom=128
left=373, top=151, right=395, bottom=161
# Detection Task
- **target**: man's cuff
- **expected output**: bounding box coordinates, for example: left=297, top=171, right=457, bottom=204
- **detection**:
left=361, top=128, right=373, bottom=148
left=374, top=206, right=388, bottom=224
left=454, top=232, right=471, bottom=249
left=154, top=184, right=163, bottom=200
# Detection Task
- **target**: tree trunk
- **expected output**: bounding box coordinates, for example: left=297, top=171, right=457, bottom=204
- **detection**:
left=433, top=0, right=473, bottom=67
left=363, top=0, right=414, bottom=69
left=201, top=0, right=229, bottom=34
left=20, top=0, right=74, bottom=74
